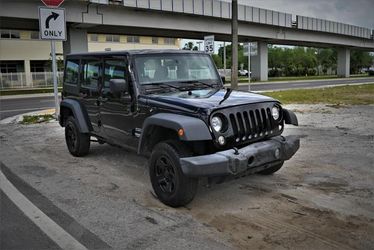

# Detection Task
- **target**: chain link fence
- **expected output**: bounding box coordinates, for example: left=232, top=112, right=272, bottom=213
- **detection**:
left=0, top=72, right=63, bottom=89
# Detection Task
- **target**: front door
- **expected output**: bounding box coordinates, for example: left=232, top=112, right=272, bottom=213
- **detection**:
left=99, top=57, right=136, bottom=148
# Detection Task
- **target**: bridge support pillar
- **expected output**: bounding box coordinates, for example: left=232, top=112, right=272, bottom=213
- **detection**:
left=252, top=42, right=268, bottom=81
left=337, top=48, right=350, bottom=78
left=63, top=27, right=88, bottom=57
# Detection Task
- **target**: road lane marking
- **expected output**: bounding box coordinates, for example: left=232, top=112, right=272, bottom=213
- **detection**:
left=0, top=107, right=53, bottom=113
left=0, top=169, right=88, bottom=250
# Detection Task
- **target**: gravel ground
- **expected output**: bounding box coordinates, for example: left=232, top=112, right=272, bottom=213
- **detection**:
left=1, top=104, right=373, bottom=249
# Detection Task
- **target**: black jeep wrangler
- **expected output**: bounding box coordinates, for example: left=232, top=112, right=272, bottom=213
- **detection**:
left=59, top=50, right=299, bottom=207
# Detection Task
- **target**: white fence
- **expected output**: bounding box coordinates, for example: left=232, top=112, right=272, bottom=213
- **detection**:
left=0, top=72, right=63, bottom=89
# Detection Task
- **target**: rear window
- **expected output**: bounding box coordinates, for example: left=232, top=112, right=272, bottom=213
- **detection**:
left=64, top=60, right=79, bottom=85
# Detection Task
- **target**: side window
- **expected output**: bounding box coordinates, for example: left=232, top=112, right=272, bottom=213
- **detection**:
left=104, top=59, right=126, bottom=88
left=82, top=60, right=101, bottom=89
left=65, top=59, right=79, bottom=85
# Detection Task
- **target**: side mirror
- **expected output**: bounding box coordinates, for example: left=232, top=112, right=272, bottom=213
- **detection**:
left=109, top=79, right=128, bottom=97
left=221, top=76, right=226, bottom=84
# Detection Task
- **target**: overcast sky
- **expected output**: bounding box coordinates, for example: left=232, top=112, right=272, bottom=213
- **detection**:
left=227, top=0, right=374, bottom=29
left=182, top=0, right=373, bottom=49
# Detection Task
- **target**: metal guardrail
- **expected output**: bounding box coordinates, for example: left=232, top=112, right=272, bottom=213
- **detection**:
left=0, top=72, right=63, bottom=89
left=90, top=0, right=293, bottom=28
left=296, top=15, right=372, bottom=39
left=89, top=0, right=372, bottom=39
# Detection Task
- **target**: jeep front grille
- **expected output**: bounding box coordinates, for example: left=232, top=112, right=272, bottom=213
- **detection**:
left=228, top=107, right=279, bottom=141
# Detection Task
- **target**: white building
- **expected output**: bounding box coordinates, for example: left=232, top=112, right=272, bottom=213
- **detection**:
left=0, top=29, right=181, bottom=89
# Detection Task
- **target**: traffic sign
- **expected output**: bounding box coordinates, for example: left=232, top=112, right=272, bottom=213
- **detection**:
left=39, top=7, right=66, bottom=40
left=243, top=43, right=250, bottom=56
left=204, top=35, right=215, bottom=54
left=250, top=42, right=258, bottom=56
left=243, top=42, right=258, bottom=56
left=41, top=0, right=64, bottom=7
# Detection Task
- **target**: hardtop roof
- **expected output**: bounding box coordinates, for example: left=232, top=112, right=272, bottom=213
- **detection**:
left=66, top=49, right=206, bottom=58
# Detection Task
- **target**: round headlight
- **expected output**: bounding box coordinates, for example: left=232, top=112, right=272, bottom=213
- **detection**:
left=272, top=106, right=280, bottom=120
left=211, top=116, right=223, bottom=132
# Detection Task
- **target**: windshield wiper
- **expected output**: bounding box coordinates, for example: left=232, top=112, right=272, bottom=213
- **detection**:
left=143, top=82, right=185, bottom=91
left=179, top=80, right=218, bottom=89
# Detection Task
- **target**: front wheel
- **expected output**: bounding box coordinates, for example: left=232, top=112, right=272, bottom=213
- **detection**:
left=149, top=141, right=198, bottom=207
left=65, top=116, right=90, bottom=157
left=257, top=161, right=284, bottom=175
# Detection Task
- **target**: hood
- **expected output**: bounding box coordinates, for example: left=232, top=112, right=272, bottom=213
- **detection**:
left=146, top=88, right=278, bottom=113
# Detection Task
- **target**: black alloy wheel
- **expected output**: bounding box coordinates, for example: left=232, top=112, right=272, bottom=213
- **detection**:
left=65, top=116, right=90, bottom=157
left=149, top=140, right=198, bottom=207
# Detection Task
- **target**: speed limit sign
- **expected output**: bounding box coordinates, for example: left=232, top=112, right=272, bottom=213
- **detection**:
left=204, top=35, right=214, bottom=54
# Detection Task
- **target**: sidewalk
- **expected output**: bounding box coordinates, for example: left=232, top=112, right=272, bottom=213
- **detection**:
left=0, top=93, right=59, bottom=100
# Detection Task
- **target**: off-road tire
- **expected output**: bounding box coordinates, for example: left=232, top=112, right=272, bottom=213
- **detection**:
left=257, top=161, right=284, bottom=175
left=149, top=140, right=198, bottom=207
left=65, top=116, right=90, bottom=157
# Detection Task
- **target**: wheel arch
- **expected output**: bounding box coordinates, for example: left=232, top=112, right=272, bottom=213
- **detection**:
left=59, top=99, right=92, bottom=133
left=137, top=113, right=212, bottom=155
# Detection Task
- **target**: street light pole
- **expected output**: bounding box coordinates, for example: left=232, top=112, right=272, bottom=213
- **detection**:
left=231, top=0, right=238, bottom=89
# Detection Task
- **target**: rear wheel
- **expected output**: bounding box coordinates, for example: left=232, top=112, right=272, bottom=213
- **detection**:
left=149, top=140, right=198, bottom=207
left=65, top=116, right=90, bottom=157
left=257, top=161, right=284, bottom=175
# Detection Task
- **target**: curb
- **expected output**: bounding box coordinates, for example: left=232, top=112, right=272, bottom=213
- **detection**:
left=0, top=109, right=56, bottom=125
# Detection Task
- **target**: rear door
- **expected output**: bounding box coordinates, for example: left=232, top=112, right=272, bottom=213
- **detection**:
left=80, top=57, right=102, bottom=134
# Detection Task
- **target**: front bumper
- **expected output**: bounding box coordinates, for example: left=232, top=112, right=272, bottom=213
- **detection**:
left=180, top=135, right=300, bottom=177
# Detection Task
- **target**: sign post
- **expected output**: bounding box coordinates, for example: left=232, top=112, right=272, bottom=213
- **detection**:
left=204, top=35, right=215, bottom=54
left=244, top=42, right=258, bottom=91
left=39, top=5, right=66, bottom=118
left=243, top=43, right=251, bottom=89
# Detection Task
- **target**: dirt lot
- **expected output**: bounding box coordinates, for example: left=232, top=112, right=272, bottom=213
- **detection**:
left=1, top=104, right=373, bottom=249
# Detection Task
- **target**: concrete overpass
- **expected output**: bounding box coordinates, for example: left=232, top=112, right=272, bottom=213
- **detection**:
left=1, top=0, right=373, bottom=81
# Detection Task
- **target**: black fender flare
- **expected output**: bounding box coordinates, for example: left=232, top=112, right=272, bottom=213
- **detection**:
left=137, top=113, right=212, bottom=154
left=283, top=109, right=298, bottom=126
left=59, top=99, right=92, bottom=133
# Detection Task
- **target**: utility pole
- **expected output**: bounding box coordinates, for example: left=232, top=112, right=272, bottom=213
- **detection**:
left=223, top=42, right=227, bottom=76
left=231, top=0, right=238, bottom=89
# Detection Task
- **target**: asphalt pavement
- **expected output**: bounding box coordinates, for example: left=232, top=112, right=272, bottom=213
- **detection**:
left=0, top=163, right=111, bottom=250
left=0, top=95, right=56, bottom=119
left=0, top=77, right=373, bottom=120
left=238, top=76, right=374, bottom=91
left=0, top=191, right=60, bottom=250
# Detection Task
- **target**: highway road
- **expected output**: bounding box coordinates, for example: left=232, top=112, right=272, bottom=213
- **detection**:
left=0, top=95, right=57, bottom=120
left=1, top=77, right=373, bottom=120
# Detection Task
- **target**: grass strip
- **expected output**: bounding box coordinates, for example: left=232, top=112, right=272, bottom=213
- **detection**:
left=262, top=84, right=374, bottom=105
left=20, top=114, right=55, bottom=125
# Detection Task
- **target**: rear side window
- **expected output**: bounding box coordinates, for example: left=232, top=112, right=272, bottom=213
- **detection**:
left=82, top=60, right=101, bottom=89
left=104, top=59, right=126, bottom=88
left=65, top=60, right=79, bottom=85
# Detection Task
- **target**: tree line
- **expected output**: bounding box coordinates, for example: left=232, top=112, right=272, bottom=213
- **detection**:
left=184, top=42, right=374, bottom=76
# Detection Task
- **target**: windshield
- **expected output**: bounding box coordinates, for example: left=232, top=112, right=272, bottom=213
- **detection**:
left=134, top=53, right=220, bottom=85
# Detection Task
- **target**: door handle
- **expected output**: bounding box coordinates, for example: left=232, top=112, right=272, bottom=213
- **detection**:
left=97, top=96, right=108, bottom=105
left=98, top=96, right=108, bottom=102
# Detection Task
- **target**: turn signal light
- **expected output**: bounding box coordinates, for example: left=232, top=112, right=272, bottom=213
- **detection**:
left=178, top=128, right=184, bottom=137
